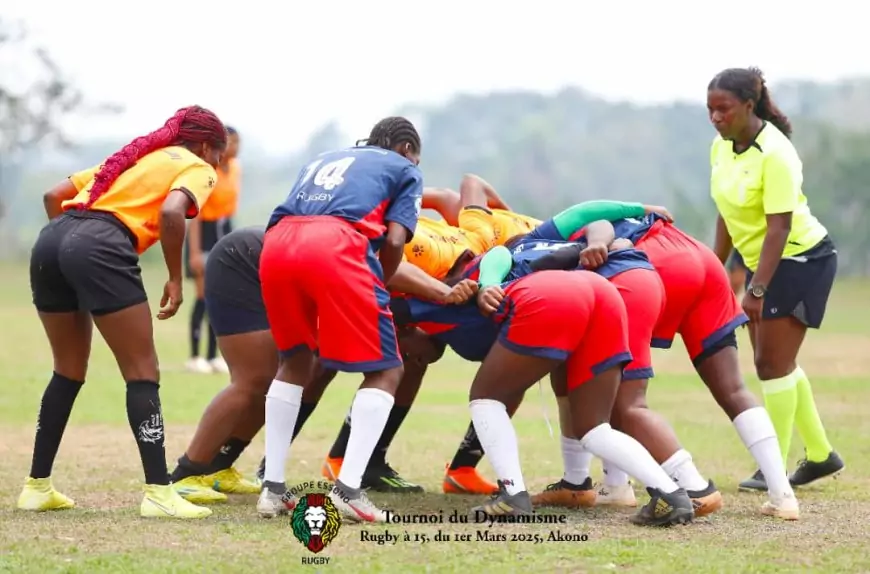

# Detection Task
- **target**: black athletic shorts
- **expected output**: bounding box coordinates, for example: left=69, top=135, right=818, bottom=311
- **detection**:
left=745, top=235, right=837, bottom=329
left=727, top=249, right=746, bottom=272
left=30, top=210, right=146, bottom=315
left=204, top=226, right=269, bottom=336
left=185, top=217, right=233, bottom=278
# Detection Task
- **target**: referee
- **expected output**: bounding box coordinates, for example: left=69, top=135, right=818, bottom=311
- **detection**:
left=186, top=127, right=241, bottom=374
left=707, top=67, right=844, bottom=492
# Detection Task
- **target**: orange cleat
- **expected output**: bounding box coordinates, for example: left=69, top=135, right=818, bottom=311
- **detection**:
left=531, top=478, right=597, bottom=509
left=442, top=464, right=499, bottom=495
left=321, top=456, right=343, bottom=481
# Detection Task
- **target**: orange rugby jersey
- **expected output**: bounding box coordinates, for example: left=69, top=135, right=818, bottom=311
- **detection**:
left=199, top=157, right=240, bottom=221
left=64, top=146, right=217, bottom=254
left=491, top=209, right=541, bottom=245
left=403, top=207, right=496, bottom=279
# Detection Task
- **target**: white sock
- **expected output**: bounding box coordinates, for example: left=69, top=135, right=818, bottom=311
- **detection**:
left=470, top=399, right=526, bottom=495
left=580, top=423, right=679, bottom=494
left=263, top=380, right=304, bottom=484
left=661, top=449, right=708, bottom=491
left=733, top=407, right=795, bottom=498
left=337, top=388, right=395, bottom=490
left=560, top=436, right=591, bottom=484
left=602, top=459, right=630, bottom=487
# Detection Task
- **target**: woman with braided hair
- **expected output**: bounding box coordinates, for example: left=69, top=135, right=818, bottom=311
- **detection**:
left=19, top=106, right=228, bottom=519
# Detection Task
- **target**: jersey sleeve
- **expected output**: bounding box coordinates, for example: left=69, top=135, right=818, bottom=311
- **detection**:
left=477, top=246, right=513, bottom=287
left=551, top=201, right=647, bottom=239
left=385, top=165, right=424, bottom=241
left=170, top=164, right=218, bottom=218
left=762, top=150, right=801, bottom=215
left=69, top=164, right=102, bottom=191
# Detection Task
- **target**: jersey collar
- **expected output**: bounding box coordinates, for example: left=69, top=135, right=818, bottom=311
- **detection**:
left=730, top=120, right=767, bottom=155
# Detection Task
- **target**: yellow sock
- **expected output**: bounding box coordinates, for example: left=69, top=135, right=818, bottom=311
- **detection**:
left=760, top=373, right=799, bottom=468
left=793, top=366, right=833, bottom=462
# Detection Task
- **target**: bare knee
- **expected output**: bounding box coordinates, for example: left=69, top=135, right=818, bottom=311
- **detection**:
left=361, top=365, right=404, bottom=395
left=121, top=353, right=160, bottom=383
left=753, top=355, right=795, bottom=381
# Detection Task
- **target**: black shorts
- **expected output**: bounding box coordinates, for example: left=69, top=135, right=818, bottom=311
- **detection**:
left=30, top=211, right=146, bottom=315
left=727, top=249, right=746, bottom=272
left=203, top=227, right=269, bottom=336
left=746, top=236, right=837, bottom=329
left=185, top=218, right=233, bottom=278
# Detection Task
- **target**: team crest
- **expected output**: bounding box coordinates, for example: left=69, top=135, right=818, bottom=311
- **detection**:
left=291, top=493, right=341, bottom=553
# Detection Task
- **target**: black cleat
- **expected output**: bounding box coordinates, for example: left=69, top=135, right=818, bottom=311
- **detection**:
left=630, top=487, right=694, bottom=527
left=738, top=469, right=767, bottom=491
left=789, top=451, right=845, bottom=487
left=362, top=462, right=424, bottom=493
left=471, top=480, right=533, bottom=519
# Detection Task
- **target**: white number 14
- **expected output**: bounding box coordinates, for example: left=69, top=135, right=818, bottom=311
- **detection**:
left=301, top=157, right=356, bottom=192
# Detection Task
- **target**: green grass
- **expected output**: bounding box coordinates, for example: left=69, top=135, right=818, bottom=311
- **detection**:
left=1, top=262, right=869, bottom=573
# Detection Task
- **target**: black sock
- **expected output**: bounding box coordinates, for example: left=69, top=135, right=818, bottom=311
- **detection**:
left=449, top=422, right=485, bottom=470
left=256, top=456, right=266, bottom=481
left=292, top=401, right=317, bottom=440
left=170, top=454, right=211, bottom=483
left=207, top=438, right=249, bottom=473
left=190, top=298, right=206, bottom=358
left=369, top=405, right=410, bottom=467
left=205, top=324, right=218, bottom=361
left=29, top=372, right=84, bottom=479
left=126, top=380, right=169, bottom=485
left=327, top=409, right=352, bottom=459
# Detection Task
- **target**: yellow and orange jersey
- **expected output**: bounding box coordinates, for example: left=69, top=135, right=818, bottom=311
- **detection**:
left=64, top=146, right=216, bottom=254
left=404, top=207, right=496, bottom=279
left=199, top=157, right=241, bottom=221
left=491, top=209, right=542, bottom=245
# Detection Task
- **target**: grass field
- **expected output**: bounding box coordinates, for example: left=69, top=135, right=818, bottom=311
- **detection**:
left=1, top=262, right=869, bottom=573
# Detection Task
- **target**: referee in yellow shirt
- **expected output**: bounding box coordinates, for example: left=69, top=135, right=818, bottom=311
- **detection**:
left=707, top=67, right=844, bottom=492
left=186, top=126, right=241, bottom=375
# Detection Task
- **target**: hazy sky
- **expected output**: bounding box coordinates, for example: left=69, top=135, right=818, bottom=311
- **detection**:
left=5, top=0, right=866, bottom=155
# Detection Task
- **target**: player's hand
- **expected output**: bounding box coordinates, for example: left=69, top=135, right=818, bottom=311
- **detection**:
left=609, top=238, right=634, bottom=251
left=643, top=205, right=674, bottom=222
left=741, top=291, right=763, bottom=324
left=442, top=279, right=479, bottom=304
left=579, top=243, right=609, bottom=269
left=477, top=285, right=505, bottom=316
left=189, top=253, right=205, bottom=276
left=158, top=279, right=183, bottom=320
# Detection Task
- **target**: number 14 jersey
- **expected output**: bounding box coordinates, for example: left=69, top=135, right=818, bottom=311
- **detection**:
left=267, top=146, right=423, bottom=251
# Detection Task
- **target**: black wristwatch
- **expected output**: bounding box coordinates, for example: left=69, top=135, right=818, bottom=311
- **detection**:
left=748, top=284, right=767, bottom=298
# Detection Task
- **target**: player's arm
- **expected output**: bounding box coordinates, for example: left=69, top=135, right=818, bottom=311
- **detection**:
left=752, top=152, right=799, bottom=288
left=388, top=262, right=452, bottom=300
left=461, top=174, right=511, bottom=211
left=714, top=215, right=733, bottom=264
left=383, top=166, right=424, bottom=283
left=162, top=165, right=218, bottom=282
left=550, top=200, right=672, bottom=239
left=43, top=165, right=101, bottom=220
left=477, top=246, right=513, bottom=287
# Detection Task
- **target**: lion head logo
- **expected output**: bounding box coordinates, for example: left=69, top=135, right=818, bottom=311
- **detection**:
left=291, top=493, right=341, bottom=553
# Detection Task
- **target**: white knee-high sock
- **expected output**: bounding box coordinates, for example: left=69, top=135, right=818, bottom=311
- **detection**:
left=733, top=407, right=795, bottom=498
left=263, top=380, right=304, bottom=484
left=470, top=399, right=526, bottom=495
left=602, top=459, right=630, bottom=487
left=560, top=436, right=592, bottom=484
left=336, top=388, right=394, bottom=490
left=580, top=423, right=679, bottom=494
left=661, top=449, right=708, bottom=491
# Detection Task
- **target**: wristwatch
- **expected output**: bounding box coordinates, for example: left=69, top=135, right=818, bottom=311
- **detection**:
left=748, top=284, right=767, bottom=298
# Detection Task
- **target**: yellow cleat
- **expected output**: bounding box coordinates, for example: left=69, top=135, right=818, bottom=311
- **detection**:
left=141, top=484, right=212, bottom=519
left=206, top=467, right=261, bottom=495
left=173, top=476, right=228, bottom=505
left=17, top=477, right=75, bottom=512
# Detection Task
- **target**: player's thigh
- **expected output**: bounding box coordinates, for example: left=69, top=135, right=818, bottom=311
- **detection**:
left=500, top=271, right=592, bottom=356
left=258, top=231, right=317, bottom=355
left=218, top=329, right=278, bottom=395
left=611, top=269, right=664, bottom=381
left=679, top=246, right=746, bottom=360
left=565, top=279, right=632, bottom=392
left=316, top=260, right=401, bottom=372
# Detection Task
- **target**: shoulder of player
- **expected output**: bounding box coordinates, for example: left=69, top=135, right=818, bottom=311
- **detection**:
left=144, top=146, right=212, bottom=169
left=757, top=126, right=801, bottom=165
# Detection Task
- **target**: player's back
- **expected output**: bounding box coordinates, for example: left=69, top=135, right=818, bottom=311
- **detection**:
left=268, top=146, right=422, bottom=243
